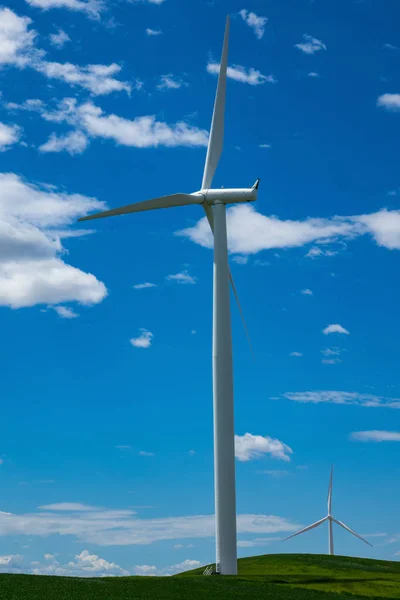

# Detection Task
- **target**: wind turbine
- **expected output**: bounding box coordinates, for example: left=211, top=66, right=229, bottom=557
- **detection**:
left=78, top=16, right=258, bottom=576
left=283, top=466, right=373, bottom=556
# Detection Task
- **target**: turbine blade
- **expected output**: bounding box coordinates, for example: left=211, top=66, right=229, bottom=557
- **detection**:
left=327, top=464, right=333, bottom=515
left=332, top=518, right=373, bottom=547
left=78, top=194, right=202, bottom=222
left=201, top=15, right=230, bottom=190
left=229, top=270, right=255, bottom=360
left=202, top=204, right=254, bottom=358
left=282, top=517, right=328, bottom=542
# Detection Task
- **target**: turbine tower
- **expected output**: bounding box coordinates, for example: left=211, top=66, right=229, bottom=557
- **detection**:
left=78, top=16, right=258, bottom=576
left=283, top=466, right=373, bottom=556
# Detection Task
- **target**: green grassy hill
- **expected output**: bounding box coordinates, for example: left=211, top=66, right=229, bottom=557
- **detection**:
left=1, top=554, right=399, bottom=600
left=182, top=553, right=400, bottom=598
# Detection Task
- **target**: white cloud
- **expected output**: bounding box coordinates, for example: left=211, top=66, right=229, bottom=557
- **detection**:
left=301, top=288, right=313, bottom=295
left=295, top=34, right=327, bottom=55
left=36, top=62, right=131, bottom=95
left=133, top=564, right=158, bottom=575
left=9, top=97, right=209, bottom=149
left=176, top=205, right=358, bottom=255
left=0, top=172, right=107, bottom=309
left=139, top=451, right=154, bottom=456
left=356, top=209, right=400, bottom=249
left=39, top=131, right=89, bottom=155
left=238, top=9, right=268, bottom=40
left=0, top=554, right=24, bottom=573
left=350, top=431, right=400, bottom=442
left=235, top=433, right=293, bottom=462
left=289, top=352, right=302, bottom=357
left=146, top=28, right=162, bottom=36
left=39, top=503, right=98, bottom=511
left=232, top=255, right=248, bottom=265
left=25, top=0, right=104, bottom=20
left=115, top=445, right=131, bottom=450
left=130, top=329, right=153, bottom=348
left=321, top=348, right=342, bottom=364
left=157, top=74, right=186, bottom=90
left=283, top=391, right=400, bottom=409
left=207, top=62, right=276, bottom=85
left=0, top=9, right=129, bottom=95
left=49, top=29, right=71, bottom=48
left=321, top=348, right=340, bottom=357
left=323, top=324, right=349, bottom=335
left=66, top=100, right=208, bottom=148
left=237, top=537, right=280, bottom=548
left=306, top=246, right=338, bottom=258
left=31, top=550, right=129, bottom=577
left=377, top=94, right=400, bottom=112
left=0, top=506, right=300, bottom=546
left=133, top=0, right=165, bottom=4
left=166, top=270, right=196, bottom=284
left=51, top=305, right=79, bottom=318
left=261, top=470, right=289, bottom=478
left=133, top=282, right=157, bottom=289
left=0, top=8, right=40, bottom=68
left=308, top=72, right=320, bottom=78
left=0, top=122, right=21, bottom=151
left=259, top=143, right=271, bottom=148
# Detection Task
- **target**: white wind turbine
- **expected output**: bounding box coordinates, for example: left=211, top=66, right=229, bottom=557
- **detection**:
left=78, top=16, right=258, bottom=576
left=283, top=466, right=373, bottom=556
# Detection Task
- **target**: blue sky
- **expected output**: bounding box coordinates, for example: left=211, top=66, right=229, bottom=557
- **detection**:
left=0, top=0, right=400, bottom=577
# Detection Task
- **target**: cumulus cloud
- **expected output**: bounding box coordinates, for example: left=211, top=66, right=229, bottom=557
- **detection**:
left=77, top=102, right=207, bottom=147
left=39, top=130, right=89, bottom=155
left=295, top=34, right=327, bottom=54
left=0, top=8, right=41, bottom=67
left=289, top=352, right=303, bottom=357
left=157, top=74, right=187, bottom=90
left=51, top=305, right=79, bottom=318
left=49, top=28, right=71, bottom=48
left=176, top=205, right=359, bottom=255
left=0, top=172, right=107, bottom=309
left=146, top=28, right=162, bottom=36
left=301, top=288, right=313, bottom=295
left=36, top=62, right=131, bottom=95
left=283, top=391, right=400, bottom=409
left=207, top=62, right=276, bottom=85
left=133, top=282, right=157, bottom=289
left=0, top=505, right=300, bottom=546
left=238, top=9, right=268, bottom=40
left=350, top=431, right=400, bottom=442
left=9, top=97, right=209, bottom=150
left=0, top=122, right=21, bottom=151
left=0, top=8, right=129, bottom=95
left=130, top=329, right=153, bottom=348
left=165, top=270, right=196, bottom=284
left=322, top=324, right=349, bottom=335
left=377, top=94, right=400, bottom=112
left=235, top=433, right=293, bottom=462
left=25, top=0, right=104, bottom=20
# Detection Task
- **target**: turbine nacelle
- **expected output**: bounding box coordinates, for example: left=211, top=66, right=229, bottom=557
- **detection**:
left=192, top=179, right=260, bottom=206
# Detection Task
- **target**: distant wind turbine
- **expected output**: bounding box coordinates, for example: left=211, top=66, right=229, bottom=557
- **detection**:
left=78, top=16, right=258, bottom=575
left=283, top=466, right=373, bottom=555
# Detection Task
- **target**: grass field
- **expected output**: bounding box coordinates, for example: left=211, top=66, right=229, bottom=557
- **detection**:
left=1, top=554, right=399, bottom=599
